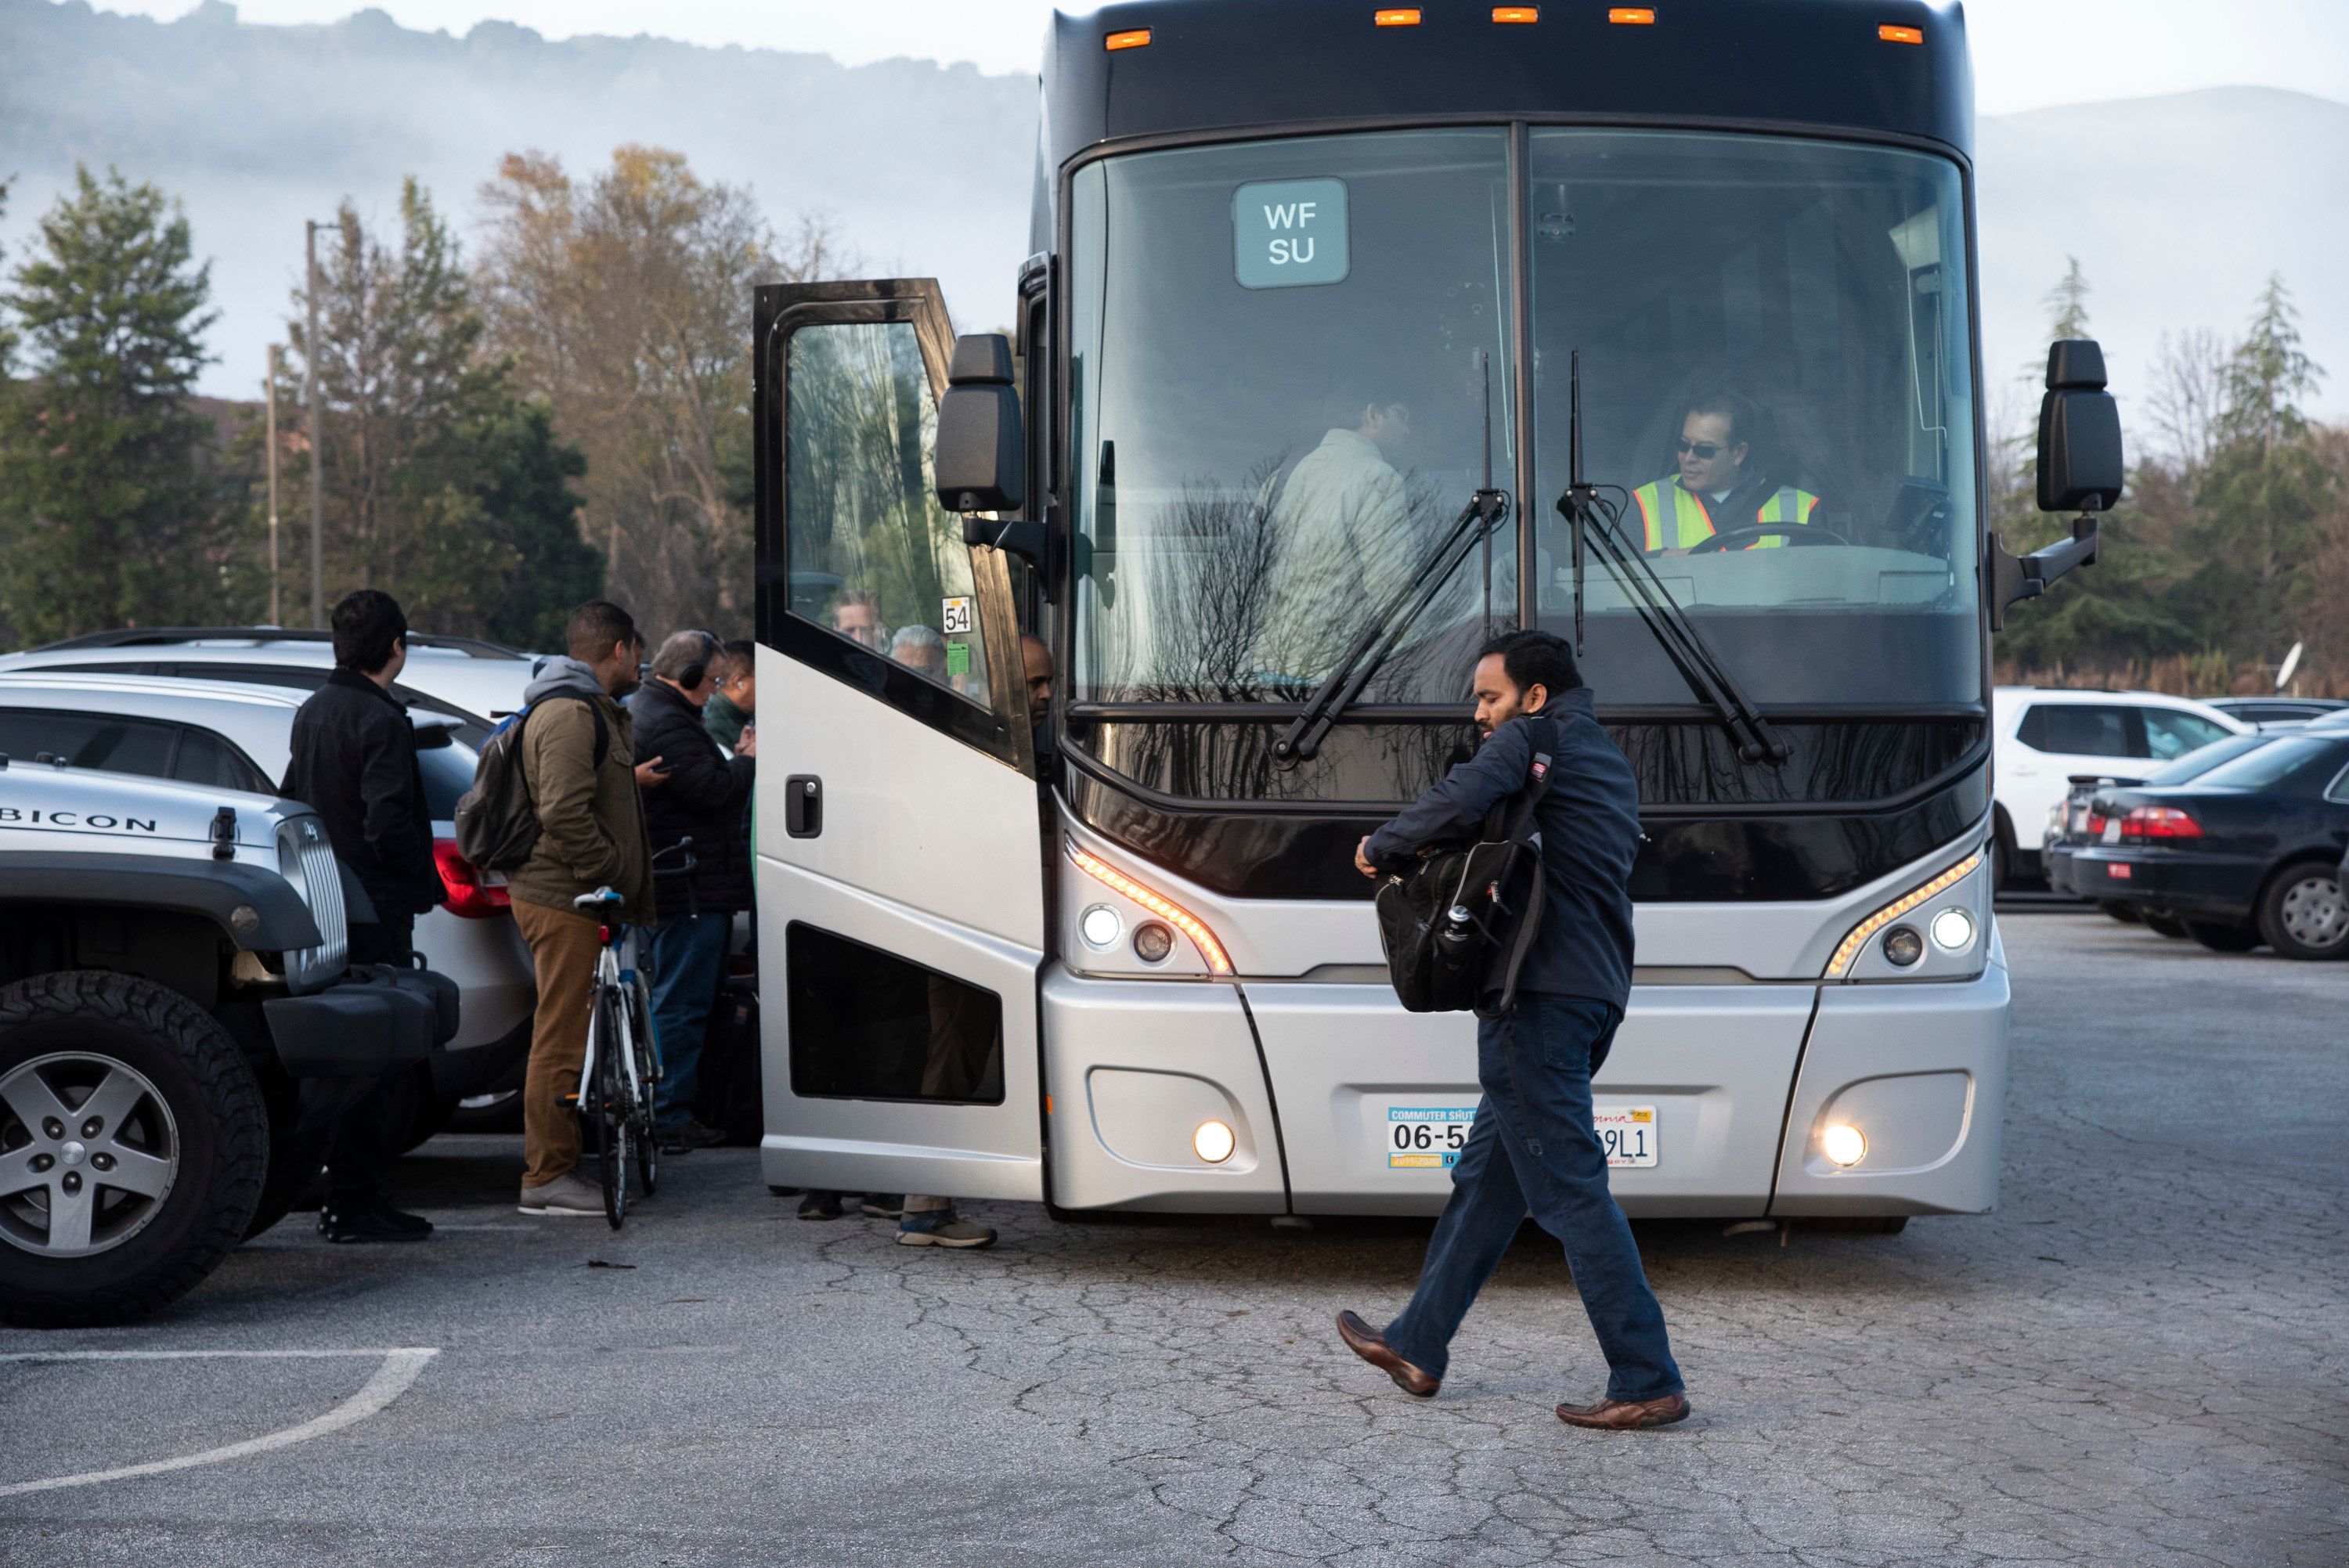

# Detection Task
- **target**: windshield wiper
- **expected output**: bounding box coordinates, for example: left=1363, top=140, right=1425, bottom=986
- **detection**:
left=1555, top=351, right=1788, bottom=765
left=1275, top=356, right=1507, bottom=766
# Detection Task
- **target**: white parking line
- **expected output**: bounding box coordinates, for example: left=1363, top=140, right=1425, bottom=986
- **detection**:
left=0, top=1347, right=438, bottom=1498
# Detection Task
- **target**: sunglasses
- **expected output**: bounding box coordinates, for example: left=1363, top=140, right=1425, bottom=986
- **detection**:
left=1676, top=439, right=1726, bottom=460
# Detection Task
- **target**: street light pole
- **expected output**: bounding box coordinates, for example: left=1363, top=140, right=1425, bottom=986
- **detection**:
left=264, top=344, right=282, bottom=627
left=305, top=218, right=326, bottom=630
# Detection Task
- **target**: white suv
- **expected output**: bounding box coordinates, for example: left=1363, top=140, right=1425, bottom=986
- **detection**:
left=1991, top=687, right=2250, bottom=886
left=0, top=674, right=532, bottom=1137
left=0, top=628, right=538, bottom=723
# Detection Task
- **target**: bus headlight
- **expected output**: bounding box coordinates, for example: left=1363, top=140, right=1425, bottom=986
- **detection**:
left=1821, top=1123, right=1867, bottom=1167
left=1069, top=842, right=1233, bottom=975
left=1193, top=1119, right=1236, bottom=1164
left=1825, top=849, right=1985, bottom=978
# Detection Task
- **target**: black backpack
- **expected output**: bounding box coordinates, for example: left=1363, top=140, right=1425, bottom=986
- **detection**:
left=1373, top=716, right=1558, bottom=1019
left=453, top=695, right=608, bottom=873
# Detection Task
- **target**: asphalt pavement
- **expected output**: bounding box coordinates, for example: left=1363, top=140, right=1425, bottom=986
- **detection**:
left=3, top=912, right=2344, bottom=1566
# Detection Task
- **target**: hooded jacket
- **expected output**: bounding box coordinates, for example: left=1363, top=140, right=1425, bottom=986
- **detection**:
left=506, top=656, right=654, bottom=924
left=628, top=677, right=754, bottom=916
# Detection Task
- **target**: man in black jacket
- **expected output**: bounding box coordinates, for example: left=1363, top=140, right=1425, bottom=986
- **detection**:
left=282, top=589, right=444, bottom=1244
left=1334, top=630, right=1688, bottom=1430
left=628, top=629, right=756, bottom=1154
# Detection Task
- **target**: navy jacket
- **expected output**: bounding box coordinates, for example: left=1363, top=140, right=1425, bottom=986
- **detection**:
left=1362, top=686, right=1640, bottom=1010
left=282, top=667, right=442, bottom=921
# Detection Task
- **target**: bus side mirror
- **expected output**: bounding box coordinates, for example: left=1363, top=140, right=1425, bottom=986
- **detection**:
left=1991, top=338, right=2120, bottom=630
left=2036, top=339, right=2121, bottom=514
left=936, top=333, right=1027, bottom=519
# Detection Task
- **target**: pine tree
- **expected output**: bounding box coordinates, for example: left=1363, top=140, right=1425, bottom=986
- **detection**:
left=0, top=166, right=236, bottom=642
left=2184, top=276, right=2332, bottom=664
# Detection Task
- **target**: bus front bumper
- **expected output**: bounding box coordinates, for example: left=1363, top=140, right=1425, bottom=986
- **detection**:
left=1042, top=958, right=2008, bottom=1220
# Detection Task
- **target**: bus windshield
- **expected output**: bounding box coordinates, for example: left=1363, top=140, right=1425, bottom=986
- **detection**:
left=1066, top=128, right=1981, bottom=710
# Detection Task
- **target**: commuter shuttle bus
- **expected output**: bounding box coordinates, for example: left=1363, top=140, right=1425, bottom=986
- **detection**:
left=753, top=1, right=2105, bottom=1221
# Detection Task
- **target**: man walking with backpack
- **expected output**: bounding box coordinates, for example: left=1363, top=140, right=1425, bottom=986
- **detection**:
left=507, top=602, right=662, bottom=1217
left=1335, top=630, right=1689, bottom=1430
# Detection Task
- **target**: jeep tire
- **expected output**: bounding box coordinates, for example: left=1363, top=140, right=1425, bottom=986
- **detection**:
left=0, top=971, right=267, bottom=1327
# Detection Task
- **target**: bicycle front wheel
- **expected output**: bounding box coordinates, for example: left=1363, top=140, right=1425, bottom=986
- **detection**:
left=595, top=989, right=629, bottom=1229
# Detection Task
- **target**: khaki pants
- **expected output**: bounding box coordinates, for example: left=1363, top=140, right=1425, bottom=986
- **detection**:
left=514, top=898, right=603, bottom=1188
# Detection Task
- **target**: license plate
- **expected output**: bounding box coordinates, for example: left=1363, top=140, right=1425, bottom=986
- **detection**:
left=1384, top=1103, right=1659, bottom=1169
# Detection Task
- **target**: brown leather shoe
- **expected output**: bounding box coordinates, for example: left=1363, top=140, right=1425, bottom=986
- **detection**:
left=1336, top=1310, right=1440, bottom=1397
left=1556, top=1392, right=1690, bottom=1430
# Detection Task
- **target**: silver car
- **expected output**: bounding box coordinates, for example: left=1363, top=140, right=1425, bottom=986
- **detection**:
left=0, top=672, right=532, bottom=1137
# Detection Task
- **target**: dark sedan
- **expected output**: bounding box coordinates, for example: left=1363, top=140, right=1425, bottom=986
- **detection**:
left=2043, top=732, right=2279, bottom=905
left=2069, top=733, right=2349, bottom=958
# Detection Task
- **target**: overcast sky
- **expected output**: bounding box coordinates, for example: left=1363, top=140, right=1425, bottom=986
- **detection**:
left=88, top=0, right=2349, bottom=114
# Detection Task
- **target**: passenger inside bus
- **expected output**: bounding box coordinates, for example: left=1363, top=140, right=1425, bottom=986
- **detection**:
left=1257, top=396, right=1418, bottom=683
left=1628, top=391, right=1824, bottom=555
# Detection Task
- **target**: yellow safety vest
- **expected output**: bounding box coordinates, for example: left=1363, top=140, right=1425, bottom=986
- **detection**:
left=1631, top=476, right=1820, bottom=551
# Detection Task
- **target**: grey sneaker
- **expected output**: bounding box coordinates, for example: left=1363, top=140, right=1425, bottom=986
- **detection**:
left=896, top=1210, right=995, bottom=1249
left=518, top=1171, right=604, bottom=1216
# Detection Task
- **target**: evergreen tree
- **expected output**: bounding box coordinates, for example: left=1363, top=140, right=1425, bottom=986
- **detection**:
left=0, top=166, right=236, bottom=641
left=2182, top=276, right=2331, bottom=663
left=471, top=400, right=598, bottom=650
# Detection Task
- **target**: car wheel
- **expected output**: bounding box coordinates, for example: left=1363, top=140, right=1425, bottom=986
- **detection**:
left=2257, top=862, right=2349, bottom=961
left=2098, top=900, right=2141, bottom=924
left=2142, top=912, right=2188, bottom=939
left=2184, top=920, right=2260, bottom=953
left=0, top=971, right=266, bottom=1327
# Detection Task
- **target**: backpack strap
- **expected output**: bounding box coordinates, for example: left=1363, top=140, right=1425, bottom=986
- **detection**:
left=513, top=694, right=610, bottom=784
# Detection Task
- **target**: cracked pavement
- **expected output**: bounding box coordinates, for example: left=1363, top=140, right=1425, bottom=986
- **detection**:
left=3, top=912, right=2344, bottom=1566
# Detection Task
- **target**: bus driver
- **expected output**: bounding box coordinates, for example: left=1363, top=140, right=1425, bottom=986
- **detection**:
left=1630, top=391, right=1821, bottom=555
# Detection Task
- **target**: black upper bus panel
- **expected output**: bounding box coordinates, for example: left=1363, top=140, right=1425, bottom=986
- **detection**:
left=1041, top=0, right=1971, bottom=177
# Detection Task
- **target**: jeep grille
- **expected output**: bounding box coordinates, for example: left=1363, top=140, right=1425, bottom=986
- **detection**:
left=276, top=819, right=348, bottom=989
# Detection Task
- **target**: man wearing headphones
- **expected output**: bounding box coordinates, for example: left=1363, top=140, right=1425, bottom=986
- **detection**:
left=628, top=629, right=758, bottom=1155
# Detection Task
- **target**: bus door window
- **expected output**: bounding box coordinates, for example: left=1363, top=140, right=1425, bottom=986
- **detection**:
left=784, top=319, right=999, bottom=712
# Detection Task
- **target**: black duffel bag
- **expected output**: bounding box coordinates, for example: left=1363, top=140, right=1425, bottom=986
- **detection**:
left=1373, top=716, right=1558, bottom=1018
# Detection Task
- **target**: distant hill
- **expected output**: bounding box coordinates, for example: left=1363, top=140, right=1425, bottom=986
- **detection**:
left=2, top=2, right=2342, bottom=429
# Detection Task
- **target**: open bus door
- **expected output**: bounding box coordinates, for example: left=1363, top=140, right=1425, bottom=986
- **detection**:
left=751, top=279, right=1045, bottom=1202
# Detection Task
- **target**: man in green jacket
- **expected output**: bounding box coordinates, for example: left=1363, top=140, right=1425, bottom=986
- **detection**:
left=514, top=600, right=664, bottom=1217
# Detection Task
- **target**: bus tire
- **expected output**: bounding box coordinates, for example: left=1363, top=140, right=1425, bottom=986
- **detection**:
left=0, top=971, right=266, bottom=1328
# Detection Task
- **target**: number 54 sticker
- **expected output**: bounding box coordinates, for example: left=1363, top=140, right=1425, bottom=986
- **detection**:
left=940, top=597, right=973, bottom=636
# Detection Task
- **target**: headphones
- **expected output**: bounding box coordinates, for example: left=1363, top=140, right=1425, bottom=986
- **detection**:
left=677, top=629, right=720, bottom=690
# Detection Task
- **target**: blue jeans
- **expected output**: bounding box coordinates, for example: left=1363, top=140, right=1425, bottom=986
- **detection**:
left=1384, top=993, right=1683, bottom=1402
left=647, top=912, right=732, bottom=1130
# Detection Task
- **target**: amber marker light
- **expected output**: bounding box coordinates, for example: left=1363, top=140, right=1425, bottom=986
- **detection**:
left=1492, top=6, right=1539, bottom=20
left=1374, top=8, right=1423, bottom=26
left=1070, top=842, right=1234, bottom=975
left=1878, top=23, right=1924, bottom=44
left=1609, top=7, right=1656, bottom=23
left=1105, top=27, right=1151, bottom=50
left=1824, top=851, right=1984, bottom=979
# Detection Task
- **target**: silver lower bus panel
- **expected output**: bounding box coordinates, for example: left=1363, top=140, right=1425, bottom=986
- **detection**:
left=1044, top=820, right=2006, bottom=1220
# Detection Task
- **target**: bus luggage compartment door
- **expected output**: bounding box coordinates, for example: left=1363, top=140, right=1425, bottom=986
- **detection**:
left=1245, top=982, right=1816, bottom=1217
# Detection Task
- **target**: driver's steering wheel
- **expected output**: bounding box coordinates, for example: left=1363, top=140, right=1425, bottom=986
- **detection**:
left=1688, top=522, right=1849, bottom=553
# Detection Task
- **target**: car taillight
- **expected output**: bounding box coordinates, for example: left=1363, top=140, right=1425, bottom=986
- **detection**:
left=2118, top=806, right=2203, bottom=842
left=433, top=838, right=512, bottom=917
left=2085, top=811, right=2107, bottom=835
